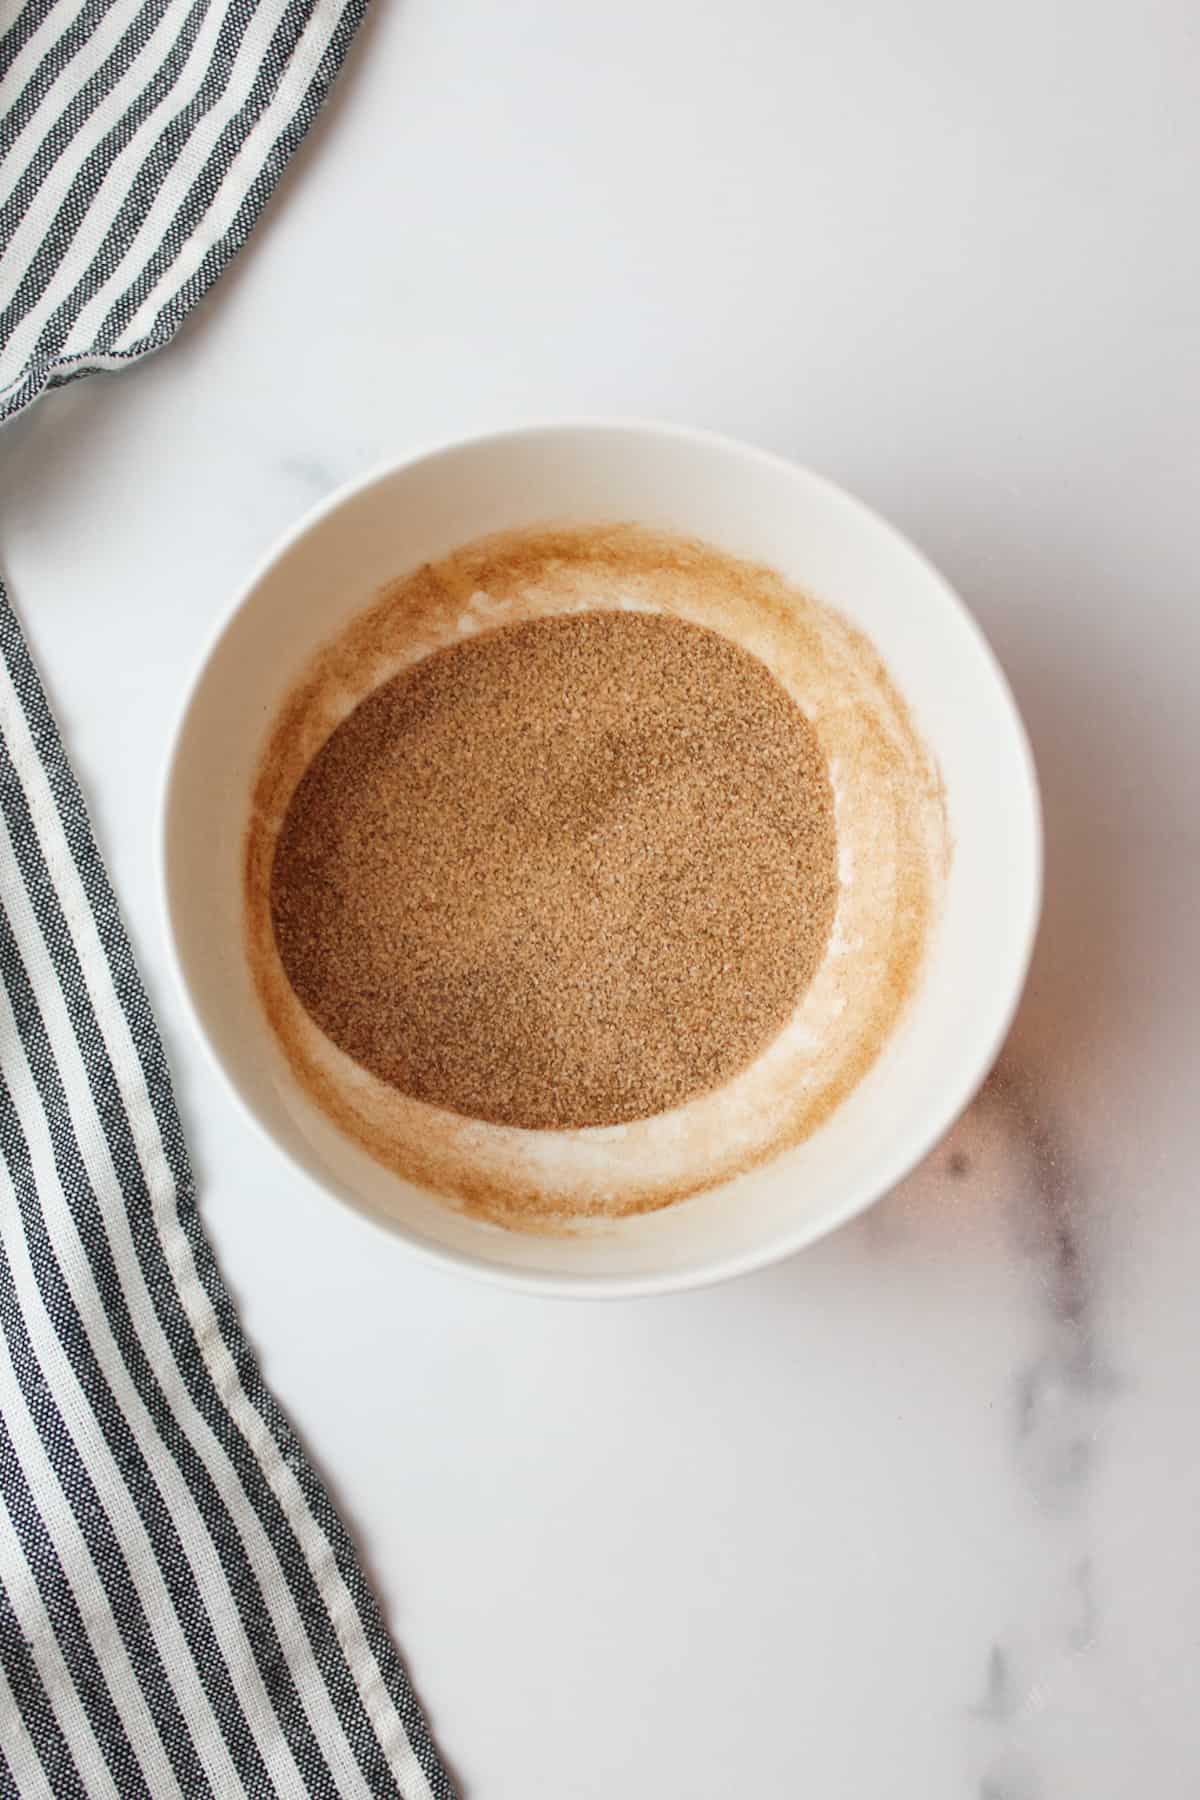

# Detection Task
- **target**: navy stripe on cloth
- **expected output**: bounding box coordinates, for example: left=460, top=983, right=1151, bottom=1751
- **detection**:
left=0, top=1405, right=152, bottom=1799
left=0, top=0, right=68, bottom=86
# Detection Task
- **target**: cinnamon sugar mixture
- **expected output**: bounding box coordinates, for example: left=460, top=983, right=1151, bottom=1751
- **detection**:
left=246, top=525, right=945, bottom=1228
left=269, top=611, right=837, bottom=1130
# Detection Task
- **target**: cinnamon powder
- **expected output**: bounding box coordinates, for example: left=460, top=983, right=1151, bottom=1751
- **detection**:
left=269, top=608, right=837, bottom=1131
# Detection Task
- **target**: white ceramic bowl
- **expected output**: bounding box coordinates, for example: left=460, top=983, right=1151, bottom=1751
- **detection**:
left=161, top=420, right=1041, bottom=1296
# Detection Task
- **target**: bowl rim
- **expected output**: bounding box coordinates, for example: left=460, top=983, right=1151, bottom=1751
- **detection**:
left=158, top=415, right=1043, bottom=1299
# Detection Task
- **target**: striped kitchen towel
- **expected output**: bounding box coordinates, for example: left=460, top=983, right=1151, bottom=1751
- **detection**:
left=0, top=3, right=455, bottom=1794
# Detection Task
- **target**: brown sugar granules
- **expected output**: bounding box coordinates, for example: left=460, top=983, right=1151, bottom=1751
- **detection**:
left=269, top=609, right=838, bottom=1131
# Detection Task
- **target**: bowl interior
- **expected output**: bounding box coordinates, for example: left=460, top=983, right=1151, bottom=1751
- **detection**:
left=162, top=424, right=1040, bottom=1294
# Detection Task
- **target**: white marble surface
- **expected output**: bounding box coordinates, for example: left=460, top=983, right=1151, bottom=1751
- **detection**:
left=3, top=1, right=1199, bottom=1793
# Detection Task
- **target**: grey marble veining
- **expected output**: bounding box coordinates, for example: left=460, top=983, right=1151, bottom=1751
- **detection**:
left=276, top=451, right=341, bottom=501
